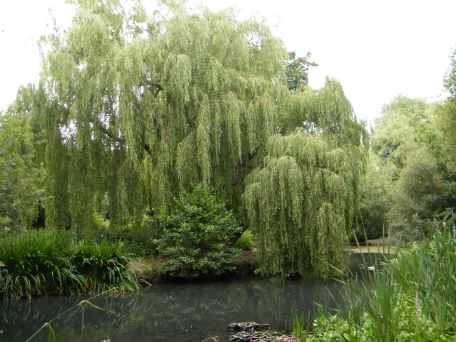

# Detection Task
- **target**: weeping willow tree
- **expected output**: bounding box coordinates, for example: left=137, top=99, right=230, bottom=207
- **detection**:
left=33, top=0, right=367, bottom=276
left=115, top=5, right=289, bottom=208
left=244, top=81, right=367, bottom=277
left=36, top=0, right=148, bottom=231
left=36, top=0, right=290, bottom=231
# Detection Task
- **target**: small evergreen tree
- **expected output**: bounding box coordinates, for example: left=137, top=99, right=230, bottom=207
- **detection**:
left=156, top=185, right=242, bottom=279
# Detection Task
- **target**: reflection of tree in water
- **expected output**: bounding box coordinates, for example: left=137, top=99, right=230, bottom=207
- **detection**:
left=0, top=297, right=79, bottom=341
left=0, top=278, right=344, bottom=342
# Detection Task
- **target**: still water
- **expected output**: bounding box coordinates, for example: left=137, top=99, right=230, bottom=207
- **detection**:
left=0, top=254, right=381, bottom=342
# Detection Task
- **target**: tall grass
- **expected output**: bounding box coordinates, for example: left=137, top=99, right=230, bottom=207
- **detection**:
left=0, top=230, right=138, bottom=299
left=291, top=312, right=307, bottom=341
left=73, top=240, right=137, bottom=292
left=294, top=217, right=456, bottom=341
left=388, top=227, right=456, bottom=335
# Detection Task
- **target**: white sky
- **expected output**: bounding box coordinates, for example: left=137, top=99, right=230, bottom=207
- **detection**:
left=1, top=1, right=455, bottom=124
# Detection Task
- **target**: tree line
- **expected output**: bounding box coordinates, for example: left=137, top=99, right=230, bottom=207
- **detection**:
left=1, top=0, right=455, bottom=277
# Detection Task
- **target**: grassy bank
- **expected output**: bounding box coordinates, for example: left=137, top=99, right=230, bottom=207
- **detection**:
left=294, top=225, right=456, bottom=341
left=0, top=230, right=138, bottom=299
left=0, top=227, right=256, bottom=299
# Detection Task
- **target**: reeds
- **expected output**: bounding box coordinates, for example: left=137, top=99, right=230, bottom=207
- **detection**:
left=293, top=220, right=456, bottom=341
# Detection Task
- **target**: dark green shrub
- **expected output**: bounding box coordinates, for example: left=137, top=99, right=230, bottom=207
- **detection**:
left=156, top=185, right=242, bottom=279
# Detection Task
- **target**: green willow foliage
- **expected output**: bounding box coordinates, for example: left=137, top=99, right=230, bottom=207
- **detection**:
left=244, top=83, right=366, bottom=277
left=24, top=0, right=366, bottom=275
left=36, top=0, right=288, bottom=230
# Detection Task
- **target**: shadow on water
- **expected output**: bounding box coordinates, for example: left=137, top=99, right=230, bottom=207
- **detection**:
left=0, top=254, right=385, bottom=342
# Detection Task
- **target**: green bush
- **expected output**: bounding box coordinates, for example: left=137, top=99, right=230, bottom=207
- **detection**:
left=0, top=229, right=137, bottom=299
left=155, top=185, right=242, bottom=279
left=92, top=212, right=110, bottom=230
left=305, top=296, right=450, bottom=342
left=236, top=229, right=256, bottom=251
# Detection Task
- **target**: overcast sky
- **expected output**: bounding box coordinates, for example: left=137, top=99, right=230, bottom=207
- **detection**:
left=1, top=1, right=455, bottom=124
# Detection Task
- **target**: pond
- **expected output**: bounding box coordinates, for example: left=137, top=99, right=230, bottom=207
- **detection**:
left=0, top=254, right=383, bottom=342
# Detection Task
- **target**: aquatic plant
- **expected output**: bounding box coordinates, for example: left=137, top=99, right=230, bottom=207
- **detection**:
left=296, top=216, right=456, bottom=341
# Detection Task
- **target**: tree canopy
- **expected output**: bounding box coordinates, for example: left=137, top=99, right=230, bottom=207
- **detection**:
left=364, top=94, right=456, bottom=241
left=37, top=0, right=292, bottom=230
left=1, top=0, right=367, bottom=276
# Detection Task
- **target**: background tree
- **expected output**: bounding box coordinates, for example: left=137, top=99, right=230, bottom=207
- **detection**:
left=445, top=48, right=456, bottom=97
left=388, top=147, right=444, bottom=240
left=440, top=49, right=456, bottom=171
left=286, top=51, right=316, bottom=92
left=356, top=152, right=390, bottom=241
left=368, top=95, right=456, bottom=241
left=372, top=96, right=429, bottom=175
left=0, top=87, right=45, bottom=230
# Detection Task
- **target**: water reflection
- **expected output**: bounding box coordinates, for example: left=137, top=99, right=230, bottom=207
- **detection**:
left=0, top=254, right=383, bottom=342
